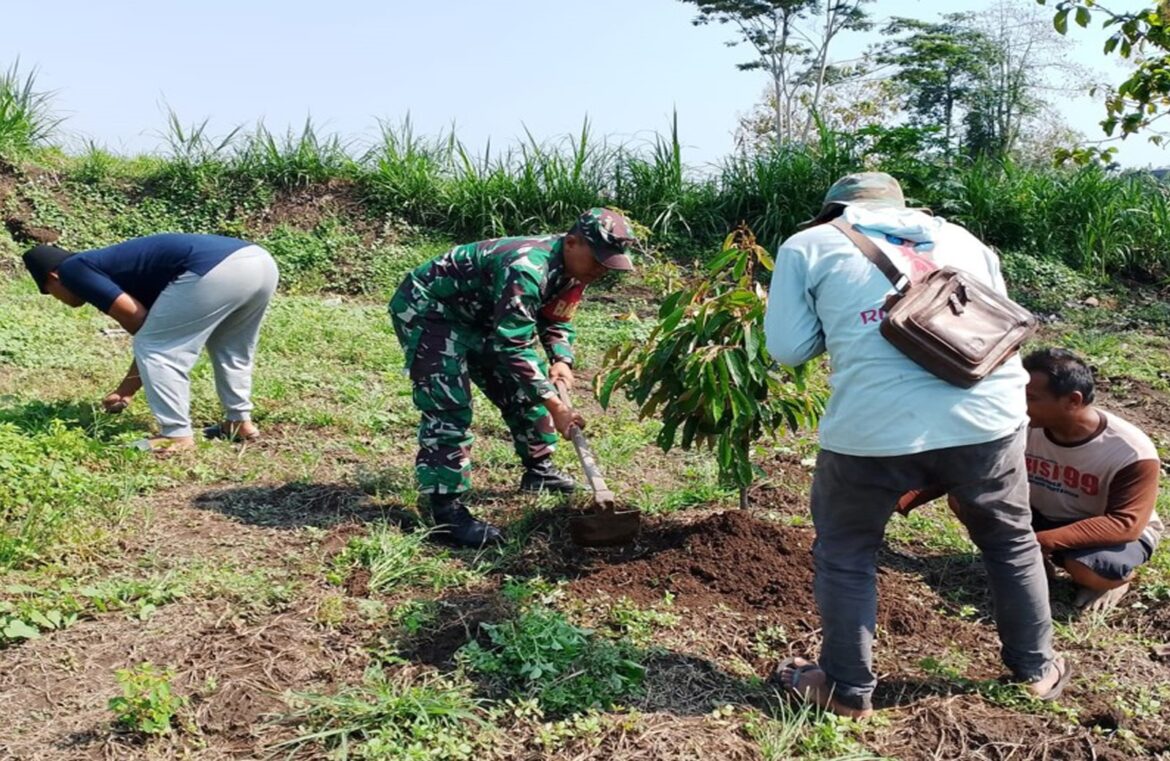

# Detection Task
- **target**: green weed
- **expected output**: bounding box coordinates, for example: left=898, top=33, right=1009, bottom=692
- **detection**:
left=1001, top=251, right=1098, bottom=314
left=918, top=651, right=972, bottom=682
left=743, top=704, right=878, bottom=760
left=391, top=599, right=440, bottom=635
left=0, top=420, right=153, bottom=569
left=108, top=662, right=189, bottom=736
left=458, top=604, right=644, bottom=716
left=885, top=509, right=975, bottom=555
left=531, top=708, right=611, bottom=751
left=751, top=624, right=791, bottom=662
left=330, top=525, right=478, bottom=594
left=601, top=594, right=679, bottom=647
left=1137, top=533, right=1170, bottom=602
left=314, top=593, right=348, bottom=629
left=279, top=665, right=490, bottom=760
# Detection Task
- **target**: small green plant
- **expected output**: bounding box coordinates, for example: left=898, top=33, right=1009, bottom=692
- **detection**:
left=391, top=599, right=440, bottom=634
left=598, top=226, right=825, bottom=509
left=1115, top=684, right=1168, bottom=720
left=108, top=662, right=188, bottom=735
left=0, top=600, right=77, bottom=645
left=314, top=593, right=347, bottom=629
left=532, top=709, right=609, bottom=751
left=743, top=704, right=876, bottom=760
left=918, top=651, right=970, bottom=682
left=279, top=665, right=489, bottom=760
left=499, top=576, right=565, bottom=607
left=603, top=594, right=679, bottom=647
left=751, top=624, right=790, bottom=661
left=458, top=605, right=644, bottom=716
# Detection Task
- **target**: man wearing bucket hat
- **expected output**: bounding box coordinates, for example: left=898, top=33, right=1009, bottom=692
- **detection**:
left=389, top=208, right=637, bottom=547
left=21, top=234, right=279, bottom=452
left=763, top=173, right=1067, bottom=716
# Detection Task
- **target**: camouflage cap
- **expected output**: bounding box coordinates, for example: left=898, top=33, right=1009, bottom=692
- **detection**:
left=798, top=172, right=909, bottom=229
left=573, top=207, right=637, bottom=271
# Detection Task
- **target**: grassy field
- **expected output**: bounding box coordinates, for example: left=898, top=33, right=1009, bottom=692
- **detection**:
left=6, top=59, right=1170, bottom=758
left=2, top=245, right=1170, bottom=760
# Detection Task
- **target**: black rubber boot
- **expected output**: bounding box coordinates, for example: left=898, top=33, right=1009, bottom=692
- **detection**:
left=519, top=458, right=579, bottom=494
left=428, top=496, right=503, bottom=547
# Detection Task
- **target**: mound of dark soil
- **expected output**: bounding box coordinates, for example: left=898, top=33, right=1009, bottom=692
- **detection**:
left=569, top=511, right=970, bottom=645
left=572, top=510, right=810, bottom=614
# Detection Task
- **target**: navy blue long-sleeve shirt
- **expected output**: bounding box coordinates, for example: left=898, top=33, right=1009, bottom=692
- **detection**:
left=57, top=233, right=251, bottom=312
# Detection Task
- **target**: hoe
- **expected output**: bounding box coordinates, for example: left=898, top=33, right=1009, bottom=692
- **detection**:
left=555, top=380, right=641, bottom=547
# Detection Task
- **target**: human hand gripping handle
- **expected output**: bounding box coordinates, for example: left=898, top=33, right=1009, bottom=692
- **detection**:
left=549, top=361, right=574, bottom=390
left=553, top=379, right=615, bottom=509
left=545, top=384, right=586, bottom=439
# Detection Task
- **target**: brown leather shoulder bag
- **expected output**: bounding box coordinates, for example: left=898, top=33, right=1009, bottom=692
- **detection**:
left=829, top=218, right=1037, bottom=388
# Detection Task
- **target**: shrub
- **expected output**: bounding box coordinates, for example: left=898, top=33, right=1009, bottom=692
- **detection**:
left=598, top=227, right=825, bottom=509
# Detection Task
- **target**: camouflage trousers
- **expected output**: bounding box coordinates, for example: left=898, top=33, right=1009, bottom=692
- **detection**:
left=390, top=294, right=557, bottom=496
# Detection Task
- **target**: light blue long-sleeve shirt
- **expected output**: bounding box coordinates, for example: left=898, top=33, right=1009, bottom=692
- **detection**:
left=764, top=207, right=1027, bottom=457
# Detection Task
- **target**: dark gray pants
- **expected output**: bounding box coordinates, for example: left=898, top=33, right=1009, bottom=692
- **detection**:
left=811, top=426, right=1054, bottom=710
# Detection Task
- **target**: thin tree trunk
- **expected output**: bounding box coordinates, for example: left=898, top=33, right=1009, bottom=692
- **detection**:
left=802, top=2, right=842, bottom=142
left=774, top=75, right=784, bottom=150
left=739, top=486, right=749, bottom=510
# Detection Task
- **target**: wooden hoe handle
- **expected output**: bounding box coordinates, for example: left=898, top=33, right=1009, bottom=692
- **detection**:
left=554, top=380, right=615, bottom=508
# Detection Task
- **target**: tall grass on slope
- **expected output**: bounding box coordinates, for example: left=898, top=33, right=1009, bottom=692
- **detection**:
left=3, top=76, right=1163, bottom=280
left=716, top=121, right=860, bottom=250
left=614, top=112, right=724, bottom=244
left=360, top=116, right=452, bottom=229
left=236, top=117, right=357, bottom=189
left=930, top=158, right=1170, bottom=278
left=0, top=60, right=62, bottom=159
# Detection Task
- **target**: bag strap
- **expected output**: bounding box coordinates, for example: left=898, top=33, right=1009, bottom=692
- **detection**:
left=829, top=217, right=911, bottom=295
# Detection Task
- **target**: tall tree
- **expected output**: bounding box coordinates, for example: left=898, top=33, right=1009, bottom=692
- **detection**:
left=682, top=0, right=872, bottom=146
left=876, top=14, right=995, bottom=155
left=964, top=1, right=1085, bottom=157
left=878, top=2, right=1083, bottom=160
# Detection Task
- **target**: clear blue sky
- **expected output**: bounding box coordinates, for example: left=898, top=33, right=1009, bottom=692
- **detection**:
left=5, top=0, right=1162, bottom=168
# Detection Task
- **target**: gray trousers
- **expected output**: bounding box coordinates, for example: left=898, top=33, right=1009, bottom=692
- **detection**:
left=811, top=425, right=1054, bottom=710
left=134, top=246, right=279, bottom=438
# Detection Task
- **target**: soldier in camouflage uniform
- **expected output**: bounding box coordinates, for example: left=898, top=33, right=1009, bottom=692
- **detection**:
left=389, top=208, right=637, bottom=546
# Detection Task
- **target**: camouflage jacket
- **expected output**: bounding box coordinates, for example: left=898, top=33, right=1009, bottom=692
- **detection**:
left=397, top=235, right=585, bottom=402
